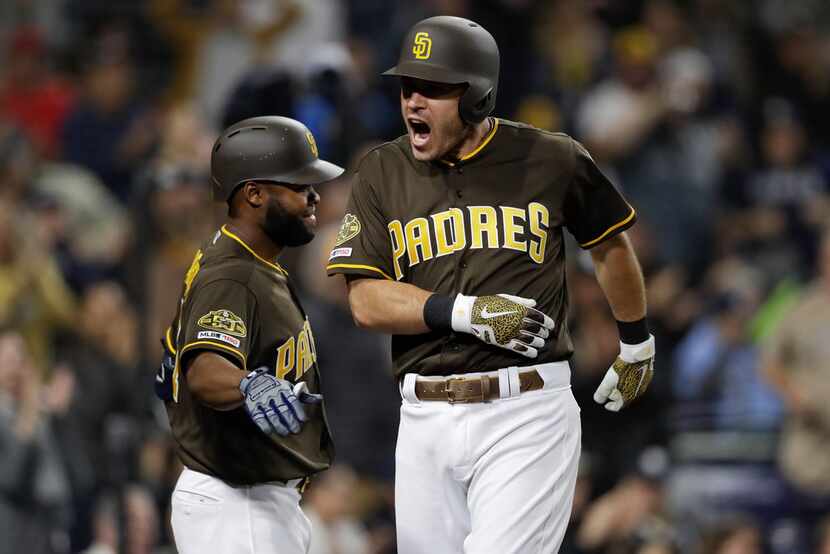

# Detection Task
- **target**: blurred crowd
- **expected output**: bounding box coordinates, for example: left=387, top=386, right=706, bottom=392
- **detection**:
left=1, top=0, right=829, bottom=553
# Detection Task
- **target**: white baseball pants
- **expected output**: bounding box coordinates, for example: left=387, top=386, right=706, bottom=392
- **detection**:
left=396, top=362, right=581, bottom=554
left=171, top=467, right=311, bottom=554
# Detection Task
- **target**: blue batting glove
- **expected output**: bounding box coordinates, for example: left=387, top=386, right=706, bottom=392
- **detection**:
left=239, top=367, right=322, bottom=437
left=154, top=342, right=175, bottom=402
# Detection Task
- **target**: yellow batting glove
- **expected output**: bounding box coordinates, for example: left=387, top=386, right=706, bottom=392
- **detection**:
left=594, top=335, right=655, bottom=411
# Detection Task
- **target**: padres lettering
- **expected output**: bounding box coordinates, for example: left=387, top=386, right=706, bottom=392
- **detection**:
left=412, top=32, right=432, bottom=60
left=274, top=319, right=318, bottom=379
left=388, top=203, right=550, bottom=279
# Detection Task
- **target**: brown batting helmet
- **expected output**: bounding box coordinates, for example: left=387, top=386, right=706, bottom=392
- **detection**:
left=210, top=116, right=343, bottom=203
left=383, top=16, right=500, bottom=124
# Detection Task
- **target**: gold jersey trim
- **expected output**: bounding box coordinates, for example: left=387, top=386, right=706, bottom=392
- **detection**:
left=221, top=225, right=289, bottom=276
left=326, top=263, right=394, bottom=281
left=460, top=118, right=500, bottom=161
left=580, top=206, right=636, bottom=248
left=437, top=118, right=500, bottom=167
left=179, top=340, right=248, bottom=371
left=165, top=327, right=177, bottom=354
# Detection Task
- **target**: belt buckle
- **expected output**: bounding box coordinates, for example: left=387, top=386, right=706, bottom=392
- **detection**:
left=445, top=377, right=465, bottom=404
left=445, top=376, right=486, bottom=404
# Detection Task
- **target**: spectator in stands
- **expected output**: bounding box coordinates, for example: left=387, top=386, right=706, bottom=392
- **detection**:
left=150, top=0, right=336, bottom=126
left=82, top=484, right=161, bottom=554
left=0, top=330, right=72, bottom=554
left=304, top=465, right=371, bottom=554
left=532, top=0, right=607, bottom=113
left=295, top=43, right=368, bottom=166
left=0, top=198, right=76, bottom=372
left=576, top=26, right=666, bottom=164
left=575, top=447, right=676, bottom=553
left=139, top=104, right=213, bottom=359
left=673, top=258, right=783, bottom=430
left=697, top=517, right=763, bottom=554
left=61, top=28, right=159, bottom=203
left=732, top=100, right=829, bottom=278
left=762, top=229, right=830, bottom=503
left=0, top=27, right=75, bottom=158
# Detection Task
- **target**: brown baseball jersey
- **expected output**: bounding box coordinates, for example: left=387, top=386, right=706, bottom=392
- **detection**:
left=327, top=118, right=636, bottom=377
left=164, top=225, right=333, bottom=485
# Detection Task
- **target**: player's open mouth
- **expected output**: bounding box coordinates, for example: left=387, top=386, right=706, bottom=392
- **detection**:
left=302, top=210, right=317, bottom=226
left=408, top=118, right=431, bottom=148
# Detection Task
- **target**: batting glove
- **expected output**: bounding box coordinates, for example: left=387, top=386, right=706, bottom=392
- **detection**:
left=239, top=367, right=322, bottom=437
left=594, top=335, right=655, bottom=411
left=451, top=293, right=555, bottom=358
left=154, top=340, right=175, bottom=403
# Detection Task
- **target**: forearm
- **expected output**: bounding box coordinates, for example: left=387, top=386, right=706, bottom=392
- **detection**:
left=346, top=277, right=434, bottom=334
left=186, top=352, right=245, bottom=410
left=590, top=233, right=646, bottom=322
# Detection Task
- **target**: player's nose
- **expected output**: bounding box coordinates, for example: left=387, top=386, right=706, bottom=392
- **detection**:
left=405, top=91, right=427, bottom=110
left=307, top=187, right=320, bottom=205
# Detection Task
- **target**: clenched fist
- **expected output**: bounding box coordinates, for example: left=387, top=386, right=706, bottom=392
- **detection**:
left=451, top=293, right=555, bottom=358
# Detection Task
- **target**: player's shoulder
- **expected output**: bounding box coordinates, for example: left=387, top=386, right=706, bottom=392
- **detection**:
left=351, top=135, right=413, bottom=190
left=496, top=118, right=577, bottom=155
left=190, top=229, right=258, bottom=292
left=354, top=136, right=410, bottom=171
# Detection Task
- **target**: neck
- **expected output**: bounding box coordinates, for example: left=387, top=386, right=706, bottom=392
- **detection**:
left=448, top=117, right=492, bottom=161
left=226, top=218, right=282, bottom=261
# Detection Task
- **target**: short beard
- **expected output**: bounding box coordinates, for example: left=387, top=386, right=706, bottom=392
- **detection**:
left=263, top=199, right=314, bottom=247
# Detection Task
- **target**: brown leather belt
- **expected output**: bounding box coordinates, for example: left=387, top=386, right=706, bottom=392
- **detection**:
left=414, top=370, right=544, bottom=403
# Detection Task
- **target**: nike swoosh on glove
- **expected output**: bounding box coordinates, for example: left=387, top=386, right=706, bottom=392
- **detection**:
left=594, top=335, right=655, bottom=412
left=451, top=293, right=555, bottom=358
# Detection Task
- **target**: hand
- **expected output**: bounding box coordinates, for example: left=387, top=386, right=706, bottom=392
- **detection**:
left=239, top=367, right=322, bottom=437
left=45, top=364, right=75, bottom=415
left=451, top=293, right=555, bottom=358
left=594, top=336, right=655, bottom=412
left=154, top=341, right=176, bottom=403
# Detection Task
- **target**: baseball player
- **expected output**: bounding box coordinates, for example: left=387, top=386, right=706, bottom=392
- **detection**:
left=327, top=16, right=655, bottom=554
left=156, top=116, right=343, bottom=554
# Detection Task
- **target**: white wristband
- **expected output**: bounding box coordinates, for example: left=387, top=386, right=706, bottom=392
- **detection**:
left=450, top=293, right=476, bottom=333
left=619, top=335, right=655, bottom=363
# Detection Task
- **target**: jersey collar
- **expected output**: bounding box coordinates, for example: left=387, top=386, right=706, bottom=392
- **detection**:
left=438, top=117, right=500, bottom=167
left=220, top=225, right=289, bottom=276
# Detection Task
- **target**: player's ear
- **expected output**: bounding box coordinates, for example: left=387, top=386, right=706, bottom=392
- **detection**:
left=241, top=181, right=266, bottom=208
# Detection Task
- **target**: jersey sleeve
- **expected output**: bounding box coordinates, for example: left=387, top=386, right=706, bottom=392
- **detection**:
left=177, top=279, right=257, bottom=372
left=326, top=173, right=396, bottom=281
left=563, top=139, right=637, bottom=249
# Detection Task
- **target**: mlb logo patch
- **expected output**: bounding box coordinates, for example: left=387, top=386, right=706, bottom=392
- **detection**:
left=329, top=247, right=352, bottom=259
left=197, top=330, right=241, bottom=348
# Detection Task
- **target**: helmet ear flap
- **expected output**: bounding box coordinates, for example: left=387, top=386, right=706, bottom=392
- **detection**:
left=459, top=86, right=495, bottom=124
left=475, top=89, right=494, bottom=112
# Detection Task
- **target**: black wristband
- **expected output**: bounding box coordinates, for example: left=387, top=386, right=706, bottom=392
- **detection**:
left=423, top=293, right=454, bottom=332
left=617, top=317, right=649, bottom=345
